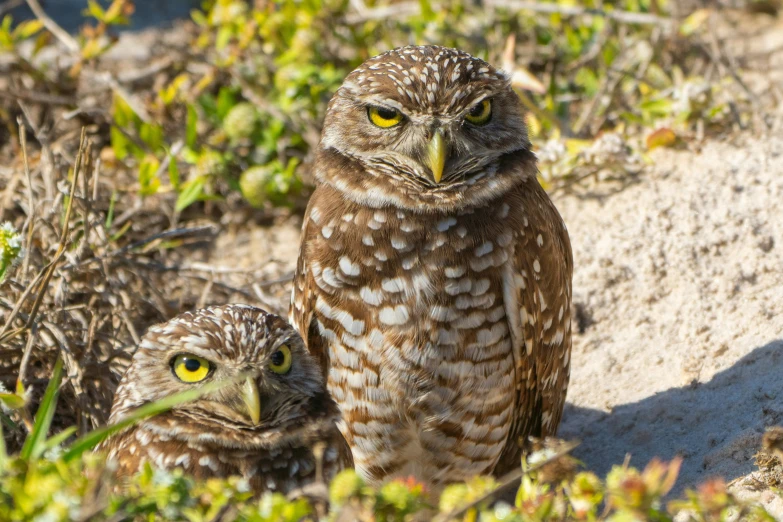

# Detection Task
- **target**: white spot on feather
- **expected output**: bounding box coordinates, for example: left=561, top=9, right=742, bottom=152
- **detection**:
left=437, top=217, right=457, bottom=231
left=339, top=256, right=361, bottom=276
left=381, top=277, right=406, bottom=293
left=475, top=242, right=494, bottom=257
left=379, top=305, right=409, bottom=325
left=360, top=287, right=384, bottom=306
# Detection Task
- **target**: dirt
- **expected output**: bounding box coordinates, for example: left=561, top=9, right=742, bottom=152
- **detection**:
left=555, top=136, right=783, bottom=513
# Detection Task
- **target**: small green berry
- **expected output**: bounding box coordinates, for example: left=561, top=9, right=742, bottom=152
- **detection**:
left=223, top=103, right=258, bottom=140
left=239, top=165, right=275, bottom=208
left=379, top=481, right=412, bottom=510
left=439, top=483, right=469, bottom=513
left=329, top=469, right=365, bottom=506
left=194, top=150, right=226, bottom=178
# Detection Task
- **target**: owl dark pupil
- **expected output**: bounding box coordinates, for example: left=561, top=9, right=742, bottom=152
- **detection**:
left=470, top=103, right=485, bottom=116
left=377, top=107, right=397, bottom=119
left=271, top=350, right=285, bottom=366
left=184, top=358, right=201, bottom=372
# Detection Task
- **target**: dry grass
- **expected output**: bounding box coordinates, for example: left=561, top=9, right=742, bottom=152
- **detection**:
left=0, top=120, right=288, bottom=452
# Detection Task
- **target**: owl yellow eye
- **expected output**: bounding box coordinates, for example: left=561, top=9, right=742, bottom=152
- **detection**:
left=269, top=345, right=292, bottom=374
left=368, top=106, right=403, bottom=128
left=171, top=354, right=212, bottom=383
left=465, top=99, right=492, bottom=125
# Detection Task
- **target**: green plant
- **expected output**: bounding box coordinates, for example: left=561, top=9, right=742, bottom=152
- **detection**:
left=0, top=222, right=22, bottom=283
left=1, top=0, right=768, bottom=210
left=0, top=358, right=776, bottom=520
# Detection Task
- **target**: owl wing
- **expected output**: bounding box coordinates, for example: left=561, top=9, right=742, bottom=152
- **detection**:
left=496, top=189, right=573, bottom=476
left=289, top=198, right=330, bottom=377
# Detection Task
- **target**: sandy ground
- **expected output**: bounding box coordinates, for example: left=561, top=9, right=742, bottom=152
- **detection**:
left=556, top=136, right=783, bottom=512
left=209, top=135, right=783, bottom=513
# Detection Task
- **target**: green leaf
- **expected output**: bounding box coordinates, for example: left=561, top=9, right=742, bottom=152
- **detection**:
left=0, top=391, right=26, bottom=410
left=418, top=0, right=436, bottom=21
left=41, top=426, right=78, bottom=454
left=139, top=123, right=164, bottom=152
left=216, top=87, right=237, bottom=120
left=112, top=95, right=137, bottom=127
left=0, top=419, right=5, bottom=472
left=83, top=0, right=106, bottom=21
left=105, top=190, right=118, bottom=230
left=1, top=15, right=12, bottom=34
left=20, top=358, right=64, bottom=461
left=109, top=221, right=132, bottom=242
left=680, top=8, right=709, bottom=36
left=110, top=126, right=129, bottom=160
left=168, top=155, right=180, bottom=189
left=191, top=9, right=208, bottom=27
left=186, top=104, right=198, bottom=149
left=216, top=25, right=233, bottom=51
left=138, top=156, right=161, bottom=197
left=104, top=0, right=130, bottom=25
left=12, top=20, right=43, bottom=40
left=639, top=98, right=673, bottom=118
left=175, top=176, right=206, bottom=212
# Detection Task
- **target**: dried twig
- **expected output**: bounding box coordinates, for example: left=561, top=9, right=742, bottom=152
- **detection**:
left=0, top=90, right=77, bottom=106
left=17, top=118, right=35, bottom=282
left=0, top=269, right=45, bottom=345
left=704, top=24, right=769, bottom=130
left=16, top=97, right=56, bottom=202
left=15, top=128, right=88, bottom=389
left=104, top=225, right=219, bottom=259
left=23, top=0, right=80, bottom=53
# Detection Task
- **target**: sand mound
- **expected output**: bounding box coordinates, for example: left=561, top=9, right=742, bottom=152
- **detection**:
left=557, top=136, right=783, bottom=512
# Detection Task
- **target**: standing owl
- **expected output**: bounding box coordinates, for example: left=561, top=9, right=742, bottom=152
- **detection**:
left=99, top=304, right=351, bottom=494
left=290, top=45, right=573, bottom=489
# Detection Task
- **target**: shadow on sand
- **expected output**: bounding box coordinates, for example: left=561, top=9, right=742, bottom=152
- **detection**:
left=559, top=339, right=783, bottom=494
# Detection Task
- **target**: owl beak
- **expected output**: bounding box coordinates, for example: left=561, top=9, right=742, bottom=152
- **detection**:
left=427, top=129, right=447, bottom=183
left=241, top=376, right=261, bottom=425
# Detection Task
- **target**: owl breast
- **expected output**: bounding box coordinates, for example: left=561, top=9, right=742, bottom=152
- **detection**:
left=295, top=185, right=520, bottom=486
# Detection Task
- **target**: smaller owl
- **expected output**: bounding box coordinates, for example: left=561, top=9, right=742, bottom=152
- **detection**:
left=98, top=304, right=351, bottom=494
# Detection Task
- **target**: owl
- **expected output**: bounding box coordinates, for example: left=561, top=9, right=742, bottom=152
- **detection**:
left=98, top=304, right=352, bottom=494
left=290, top=45, right=573, bottom=489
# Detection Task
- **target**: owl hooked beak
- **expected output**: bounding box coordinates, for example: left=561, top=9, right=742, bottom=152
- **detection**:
left=427, top=129, right=447, bottom=183
left=240, top=376, right=261, bottom=425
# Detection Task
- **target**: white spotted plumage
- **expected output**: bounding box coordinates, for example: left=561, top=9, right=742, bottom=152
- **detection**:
left=291, top=45, right=573, bottom=490
left=99, top=305, right=352, bottom=494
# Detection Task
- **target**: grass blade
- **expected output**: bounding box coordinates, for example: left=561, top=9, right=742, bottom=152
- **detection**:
left=20, top=358, right=64, bottom=461
left=63, top=373, right=245, bottom=462
left=40, top=426, right=78, bottom=455
left=0, top=418, right=6, bottom=472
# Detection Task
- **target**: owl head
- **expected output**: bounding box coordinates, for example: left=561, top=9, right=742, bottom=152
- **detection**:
left=317, top=45, right=534, bottom=211
left=108, top=305, right=330, bottom=445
